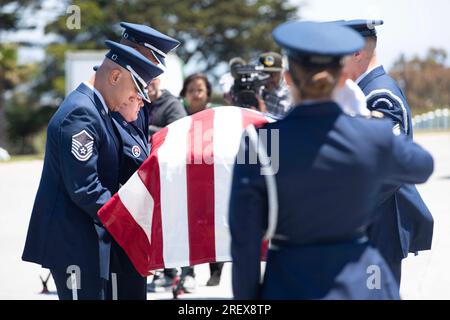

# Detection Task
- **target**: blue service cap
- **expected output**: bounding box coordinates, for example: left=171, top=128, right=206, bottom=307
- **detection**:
left=104, top=40, right=164, bottom=103
left=272, top=21, right=365, bottom=67
left=333, top=19, right=384, bottom=37
left=120, top=22, right=180, bottom=66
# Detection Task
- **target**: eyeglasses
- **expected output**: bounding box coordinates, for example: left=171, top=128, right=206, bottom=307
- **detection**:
left=126, top=65, right=150, bottom=103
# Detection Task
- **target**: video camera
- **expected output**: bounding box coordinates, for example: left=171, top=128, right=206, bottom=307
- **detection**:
left=230, top=58, right=271, bottom=109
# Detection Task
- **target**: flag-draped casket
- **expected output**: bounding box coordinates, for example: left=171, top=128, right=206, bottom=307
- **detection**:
left=98, top=106, right=271, bottom=276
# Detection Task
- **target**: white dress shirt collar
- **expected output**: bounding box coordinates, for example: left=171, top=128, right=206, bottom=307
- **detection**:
left=355, top=65, right=381, bottom=85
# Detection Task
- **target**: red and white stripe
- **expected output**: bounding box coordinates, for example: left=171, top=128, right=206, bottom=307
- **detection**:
left=98, top=107, right=271, bottom=276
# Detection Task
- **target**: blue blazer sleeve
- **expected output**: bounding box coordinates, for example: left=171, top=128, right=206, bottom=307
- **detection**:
left=385, top=132, right=434, bottom=185
left=59, top=107, right=113, bottom=222
left=229, top=135, right=267, bottom=300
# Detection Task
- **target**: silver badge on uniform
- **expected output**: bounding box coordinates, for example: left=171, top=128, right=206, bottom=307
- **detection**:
left=71, top=130, right=94, bottom=161
left=132, top=145, right=141, bottom=158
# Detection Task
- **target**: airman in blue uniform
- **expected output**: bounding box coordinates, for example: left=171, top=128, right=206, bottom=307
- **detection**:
left=22, top=41, right=163, bottom=300
left=116, top=22, right=180, bottom=143
left=337, top=20, right=434, bottom=285
left=109, top=24, right=181, bottom=293
left=229, top=21, right=434, bottom=300
left=112, top=22, right=179, bottom=185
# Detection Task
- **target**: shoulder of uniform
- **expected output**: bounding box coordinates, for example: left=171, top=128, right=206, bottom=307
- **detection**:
left=62, top=104, right=99, bottom=122
left=366, top=89, right=403, bottom=110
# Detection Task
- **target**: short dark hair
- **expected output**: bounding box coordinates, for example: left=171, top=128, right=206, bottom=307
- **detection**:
left=366, top=35, right=378, bottom=46
left=180, top=73, right=212, bottom=98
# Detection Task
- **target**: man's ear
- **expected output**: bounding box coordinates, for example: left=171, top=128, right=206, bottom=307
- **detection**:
left=354, top=50, right=363, bottom=62
left=109, top=69, right=122, bottom=86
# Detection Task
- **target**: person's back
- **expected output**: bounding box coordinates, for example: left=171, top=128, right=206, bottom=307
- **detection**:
left=338, top=20, right=433, bottom=282
left=260, top=103, right=432, bottom=299
left=231, top=101, right=433, bottom=299
left=268, top=105, right=398, bottom=241
left=229, top=20, right=434, bottom=300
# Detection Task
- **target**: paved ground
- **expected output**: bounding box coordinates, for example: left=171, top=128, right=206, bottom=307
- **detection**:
left=0, top=132, right=449, bottom=300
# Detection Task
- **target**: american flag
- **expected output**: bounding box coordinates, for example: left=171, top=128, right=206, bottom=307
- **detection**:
left=98, top=107, right=271, bottom=277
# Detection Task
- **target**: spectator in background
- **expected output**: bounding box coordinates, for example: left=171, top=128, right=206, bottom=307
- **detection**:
left=147, top=77, right=187, bottom=136
left=258, top=52, right=292, bottom=119
left=180, top=73, right=219, bottom=115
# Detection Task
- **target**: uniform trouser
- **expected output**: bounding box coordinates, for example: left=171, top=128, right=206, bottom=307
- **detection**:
left=163, top=268, right=178, bottom=278
left=385, top=258, right=402, bottom=286
left=50, top=268, right=147, bottom=300
left=181, top=266, right=195, bottom=277
left=209, top=262, right=224, bottom=276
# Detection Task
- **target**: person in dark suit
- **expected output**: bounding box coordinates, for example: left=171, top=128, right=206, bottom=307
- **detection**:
left=337, top=19, right=434, bottom=285
left=22, top=40, right=163, bottom=300
left=146, top=77, right=187, bottom=136
left=229, top=21, right=434, bottom=300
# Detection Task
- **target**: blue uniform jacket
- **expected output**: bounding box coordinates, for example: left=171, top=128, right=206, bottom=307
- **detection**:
left=229, top=102, right=434, bottom=299
left=106, top=112, right=151, bottom=276
left=112, top=112, right=150, bottom=186
left=22, top=83, right=121, bottom=280
left=359, top=66, right=434, bottom=259
left=132, top=104, right=150, bottom=142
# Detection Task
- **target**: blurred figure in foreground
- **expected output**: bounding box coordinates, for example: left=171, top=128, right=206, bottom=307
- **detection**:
left=229, top=21, right=434, bottom=300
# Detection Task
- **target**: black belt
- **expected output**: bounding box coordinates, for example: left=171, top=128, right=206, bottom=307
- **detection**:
left=271, top=232, right=368, bottom=248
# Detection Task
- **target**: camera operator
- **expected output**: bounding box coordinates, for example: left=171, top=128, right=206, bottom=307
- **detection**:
left=225, top=54, right=292, bottom=119
left=257, top=52, right=292, bottom=119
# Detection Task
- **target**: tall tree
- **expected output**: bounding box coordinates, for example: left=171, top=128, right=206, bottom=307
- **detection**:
left=390, top=48, right=450, bottom=114
left=0, top=0, right=42, bottom=148
left=37, top=0, right=299, bottom=101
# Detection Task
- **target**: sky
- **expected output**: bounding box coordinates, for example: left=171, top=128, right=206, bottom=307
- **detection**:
left=294, top=0, right=450, bottom=69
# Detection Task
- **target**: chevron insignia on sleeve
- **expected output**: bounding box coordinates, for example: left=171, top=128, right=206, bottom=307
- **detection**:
left=366, top=89, right=409, bottom=135
left=71, top=130, right=94, bottom=161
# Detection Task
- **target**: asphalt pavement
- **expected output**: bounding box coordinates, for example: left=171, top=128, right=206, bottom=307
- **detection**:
left=1, top=132, right=448, bottom=300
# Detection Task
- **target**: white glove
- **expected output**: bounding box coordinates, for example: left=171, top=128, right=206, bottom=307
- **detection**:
left=333, top=79, right=370, bottom=116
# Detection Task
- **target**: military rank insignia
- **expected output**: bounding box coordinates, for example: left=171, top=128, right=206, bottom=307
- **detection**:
left=71, top=130, right=94, bottom=161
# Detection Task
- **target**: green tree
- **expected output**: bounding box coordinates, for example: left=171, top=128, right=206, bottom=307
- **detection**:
left=0, top=0, right=43, bottom=148
left=0, top=43, right=50, bottom=154
left=390, top=48, right=450, bottom=114
left=2, top=0, right=299, bottom=153
left=38, top=0, right=299, bottom=102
